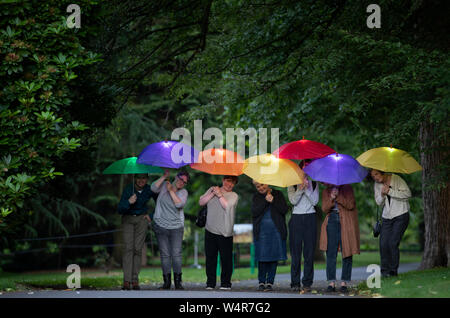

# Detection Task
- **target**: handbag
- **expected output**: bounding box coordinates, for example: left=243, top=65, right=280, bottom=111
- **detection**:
left=195, top=205, right=208, bottom=228
left=373, top=205, right=382, bottom=238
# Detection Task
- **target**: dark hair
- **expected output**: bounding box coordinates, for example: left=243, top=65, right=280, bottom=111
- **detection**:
left=177, top=171, right=190, bottom=182
left=369, top=168, right=385, bottom=175
left=299, top=159, right=312, bottom=169
left=366, top=168, right=384, bottom=182
left=223, top=175, right=238, bottom=184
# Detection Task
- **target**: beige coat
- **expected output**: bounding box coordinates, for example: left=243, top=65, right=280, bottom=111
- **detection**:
left=319, top=184, right=360, bottom=258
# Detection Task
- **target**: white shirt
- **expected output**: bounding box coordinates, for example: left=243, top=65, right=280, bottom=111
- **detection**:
left=287, top=178, right=319, bottom=214
left=374, top=174, right=411, bottom=219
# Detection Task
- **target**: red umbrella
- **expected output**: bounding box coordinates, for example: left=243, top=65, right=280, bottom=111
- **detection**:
left=273, top=137, right=336, bottom=160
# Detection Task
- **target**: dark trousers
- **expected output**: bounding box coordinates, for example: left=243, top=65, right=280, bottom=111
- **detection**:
left=326, top=212, right=353, bottom=282
left=289, top=213, right=317, bottom=287
left=205, top=229, right=233, bottom=288
left=380, top=212, right=409, bottom=276
left=258, top=261, right=278, bottom=285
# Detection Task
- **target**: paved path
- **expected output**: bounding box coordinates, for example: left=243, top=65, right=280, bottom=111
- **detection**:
left=0, top=263, right=420, bottom=299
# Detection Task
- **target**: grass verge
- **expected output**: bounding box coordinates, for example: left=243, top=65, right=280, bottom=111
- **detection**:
left=357, top=266, right=449, bottom=298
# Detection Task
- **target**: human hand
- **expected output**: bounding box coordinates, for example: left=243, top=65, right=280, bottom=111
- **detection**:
left=213, top=186, right=223, bottom=197
left=381, top=184, right=390, bottom=195
left=299, top=179, right=308, bottom=190
left=128, top=194, right=137, bottom=205
left=144, top=215, right=151, bottom=223
left=331, top=187, right=339, bottom=200
left=163, top=169, right=170, bottom=179
left=166, top=181, right=175, bottom=192
left=265, top=189, right=273, bottom=203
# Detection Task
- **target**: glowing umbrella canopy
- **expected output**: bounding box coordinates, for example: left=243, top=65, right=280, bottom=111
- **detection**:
left=243, top=153, right=305, bottom=187
left=356, top=147, right=422, bottom=174
left=190, top=148, right=244, bottom=176
left=102, top=157, right=163, bottom=175
left=303, top=153, right=368, bottom=186
left=273, top=137, right=335, bottom=160
left=137, top=140, right=199, bottom=169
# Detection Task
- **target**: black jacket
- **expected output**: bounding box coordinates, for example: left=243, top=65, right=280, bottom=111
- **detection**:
left=251, top=189, right=289, bottom=241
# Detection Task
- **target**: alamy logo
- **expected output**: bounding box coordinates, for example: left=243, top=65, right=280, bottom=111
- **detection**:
left=366, top=264, right=381, bottom=288
left=66, top=4, right=81, bottom=29
left=66, top=264, right=81, bottom=289
left=366, top=4, right=381, bottom=29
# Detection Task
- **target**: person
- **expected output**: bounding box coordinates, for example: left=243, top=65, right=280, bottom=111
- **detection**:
left=117, top=173, right=158, bottom=290
left=287, top=160, right=319, bottom=292
left=199, top=175, right=239, bottom=290
left=251, top=181, right=289, bottom=291
left=370, top=169, right=411, bottom=277
left=151, top=169, right=189, bottom=290
left=319, top=183, right=360, bottom=293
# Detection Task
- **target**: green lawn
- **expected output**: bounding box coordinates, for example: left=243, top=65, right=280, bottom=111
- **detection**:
left=358, top=267, right=450, bottom=298
left=0, top=251, right=421, bottom=292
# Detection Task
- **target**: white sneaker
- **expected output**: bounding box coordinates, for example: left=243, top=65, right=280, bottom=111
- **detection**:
left=220, top=286, right=231, bottom=290
left=205, top=286, right=214, bottom=290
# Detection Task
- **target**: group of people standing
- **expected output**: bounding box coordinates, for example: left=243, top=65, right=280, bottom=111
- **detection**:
left=117, top=161, right=412, bottom=292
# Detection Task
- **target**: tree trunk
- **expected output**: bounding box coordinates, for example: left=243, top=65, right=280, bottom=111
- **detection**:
left=419, top=120, right=449, bottom=269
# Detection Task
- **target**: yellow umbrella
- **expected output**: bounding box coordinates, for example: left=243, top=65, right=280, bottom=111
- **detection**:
left=356, top=146, right=422, bottom=174
left=243, top=153, right=305, bottom=187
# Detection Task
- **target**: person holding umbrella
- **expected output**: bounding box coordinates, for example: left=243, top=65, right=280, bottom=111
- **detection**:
left=251, top=181, right=289, bottom=291
left=319, top=182, right=360, bottom=293
left=199, top=175, right=239, bottom=290
left=370, top=169, right=411, bottom=277
left=151, top=169, right=190, bottom=290
left=287, top=159, right=319, bottom=292
left=117, top=173, right=158, bottom=290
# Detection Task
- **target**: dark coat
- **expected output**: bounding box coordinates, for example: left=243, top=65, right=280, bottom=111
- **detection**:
left=251, top=189, right=289, bottom=241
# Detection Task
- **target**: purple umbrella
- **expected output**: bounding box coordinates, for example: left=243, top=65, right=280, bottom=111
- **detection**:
left=137, top=140, right=199, bottom=169
left=303, top=153, right=368, bottom=185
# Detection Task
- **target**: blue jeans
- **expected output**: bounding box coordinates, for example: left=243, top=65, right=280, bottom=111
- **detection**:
left=258, top=261, right=278, bottom=285
left=326, top=212, right=352, bottom=282
left=152, top=222, right=184, bottom=275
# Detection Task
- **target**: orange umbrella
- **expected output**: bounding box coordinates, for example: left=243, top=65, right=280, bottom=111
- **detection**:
left=190, top=148, right=244, bottom=176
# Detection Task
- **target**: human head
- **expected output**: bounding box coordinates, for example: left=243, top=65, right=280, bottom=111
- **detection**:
left=222, top=175, right=238, bottom=192
left=175, top=171, right=190, bottom=189
left=299, top=159, right=312, bottom=169
left=370, top=169, right=386, bottom=183
left=134, top=173, right=149, bottom=190
left=321, top=182, right=336, bottom=189
left=252, top=180, right=270, bottom=194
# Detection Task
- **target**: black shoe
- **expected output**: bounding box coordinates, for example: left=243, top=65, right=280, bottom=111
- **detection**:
left=264, top=284, right=273, bottom=291
left=174, top=273, right=184, bottom=290
left=258, top=283, right=265, bottom=291
left=389, top=271, right=398, bottom=277
left=291, top=283, right=301, bottom=292
left=159, top=273, right=171, bottom=290
left=122, top=281, right=131, bottom=290
left=132, top=282, right=140, bottom=290
left=340, top=285, right=348, bottom=293
left=327, top=285, right=336, bottom=292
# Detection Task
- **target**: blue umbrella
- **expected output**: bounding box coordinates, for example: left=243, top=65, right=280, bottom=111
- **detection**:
left=303, top=153, right=368, bottom=185
left=137, top=140, right=199, bottom=169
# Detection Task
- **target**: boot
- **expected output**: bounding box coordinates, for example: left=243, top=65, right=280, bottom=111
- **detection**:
left=159, top=273, right=171, bottom=290
left=174, top=273, right=184, bottom=290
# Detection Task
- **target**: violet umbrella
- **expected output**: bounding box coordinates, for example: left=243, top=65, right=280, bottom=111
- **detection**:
left=303, top=153, right=368, bottom=185
left=137, top=140, right=199, bottom=169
